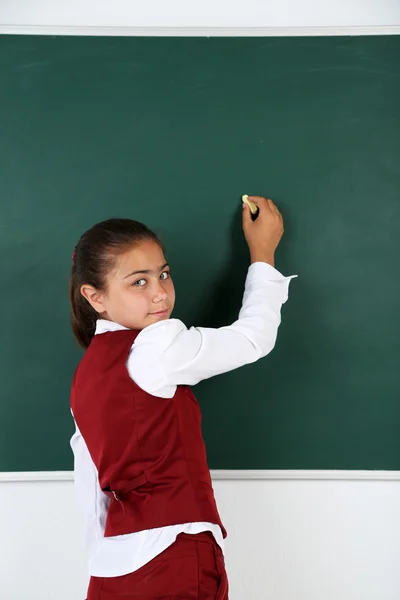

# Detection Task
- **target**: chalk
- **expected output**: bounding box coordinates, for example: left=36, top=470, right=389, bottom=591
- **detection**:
left=242, top=195, right=259, bottom=220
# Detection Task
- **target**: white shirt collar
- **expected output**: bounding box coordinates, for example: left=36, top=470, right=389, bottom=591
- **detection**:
left=95, top=319, right=129, bottom=335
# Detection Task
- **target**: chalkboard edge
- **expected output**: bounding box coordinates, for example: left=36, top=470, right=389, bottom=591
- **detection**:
left=0, top=25, right=400, bottom=37
left=1, top=470, right=400, bottom=482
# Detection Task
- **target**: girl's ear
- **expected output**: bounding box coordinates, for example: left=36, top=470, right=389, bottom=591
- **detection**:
left=80, top=285, right=106, bottom=313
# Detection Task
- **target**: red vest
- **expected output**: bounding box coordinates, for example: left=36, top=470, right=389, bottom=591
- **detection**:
left=70, top=330, right=227, bottom=539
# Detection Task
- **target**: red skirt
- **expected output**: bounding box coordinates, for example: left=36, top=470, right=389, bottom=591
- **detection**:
left=87, top=531, right=229, bottom=600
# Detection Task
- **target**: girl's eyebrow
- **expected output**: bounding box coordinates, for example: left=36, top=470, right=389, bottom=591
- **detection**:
left=123, top=262, right=169, bottom=279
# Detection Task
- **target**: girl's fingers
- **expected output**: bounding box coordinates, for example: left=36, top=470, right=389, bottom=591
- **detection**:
left=247, top=196, right=282, bottom=219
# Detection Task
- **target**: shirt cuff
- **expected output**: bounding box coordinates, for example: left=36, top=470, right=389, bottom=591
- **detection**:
left=247, top=261, right=298, bottom=283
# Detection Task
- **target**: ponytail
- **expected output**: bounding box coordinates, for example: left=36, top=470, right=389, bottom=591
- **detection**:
left=69, top=265, right=98, bottom=349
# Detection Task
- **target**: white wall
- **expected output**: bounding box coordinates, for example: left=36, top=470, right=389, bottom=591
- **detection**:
left=0, top=0, right=399, bottom=31
left=1, top=476, right=400, bottom=600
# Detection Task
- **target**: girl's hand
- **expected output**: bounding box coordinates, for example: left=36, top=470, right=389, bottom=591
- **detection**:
left=242, top=196, right=284, bottom=267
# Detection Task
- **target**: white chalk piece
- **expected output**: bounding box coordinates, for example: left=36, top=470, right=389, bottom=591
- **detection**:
left=242, top=194, right=259, bottom=218
left=242, top=194, right=258, bottom=214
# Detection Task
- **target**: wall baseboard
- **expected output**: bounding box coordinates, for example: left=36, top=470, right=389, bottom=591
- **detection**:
left=0, top=25, right=399, bottom=37
left=1, top=470, right=400, bottom=482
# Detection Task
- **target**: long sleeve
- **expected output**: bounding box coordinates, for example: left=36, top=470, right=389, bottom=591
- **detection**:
left=127, top=262, right=297, bottom=398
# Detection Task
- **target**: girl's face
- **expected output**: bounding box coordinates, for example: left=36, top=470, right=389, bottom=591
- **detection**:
left=81, top=239, right=175, bottom=330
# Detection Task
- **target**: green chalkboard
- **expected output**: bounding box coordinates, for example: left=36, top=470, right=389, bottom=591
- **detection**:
left=0, top=35, right=399, bottom=472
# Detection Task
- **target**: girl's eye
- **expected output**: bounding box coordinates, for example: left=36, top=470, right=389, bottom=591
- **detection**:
left=133, top=279, right=147, bottom=287
left=160, top=271, right=170, bottom=280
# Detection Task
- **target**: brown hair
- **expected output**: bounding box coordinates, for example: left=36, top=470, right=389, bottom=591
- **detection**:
left=69, top=218, right=163, bottom=349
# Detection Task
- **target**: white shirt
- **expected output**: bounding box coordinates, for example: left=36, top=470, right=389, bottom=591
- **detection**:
left=70, top=262, right=296, bottom=577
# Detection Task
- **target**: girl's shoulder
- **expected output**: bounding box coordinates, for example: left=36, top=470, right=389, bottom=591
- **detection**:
left=134, top=318, right=188, bottom=351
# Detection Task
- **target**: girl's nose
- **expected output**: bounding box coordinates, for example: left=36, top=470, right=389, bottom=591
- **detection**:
left=153, top=281, right=168, bottom=301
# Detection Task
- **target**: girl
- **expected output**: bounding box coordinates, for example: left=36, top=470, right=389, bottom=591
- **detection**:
left=70, top=196, right=295, bottom=600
